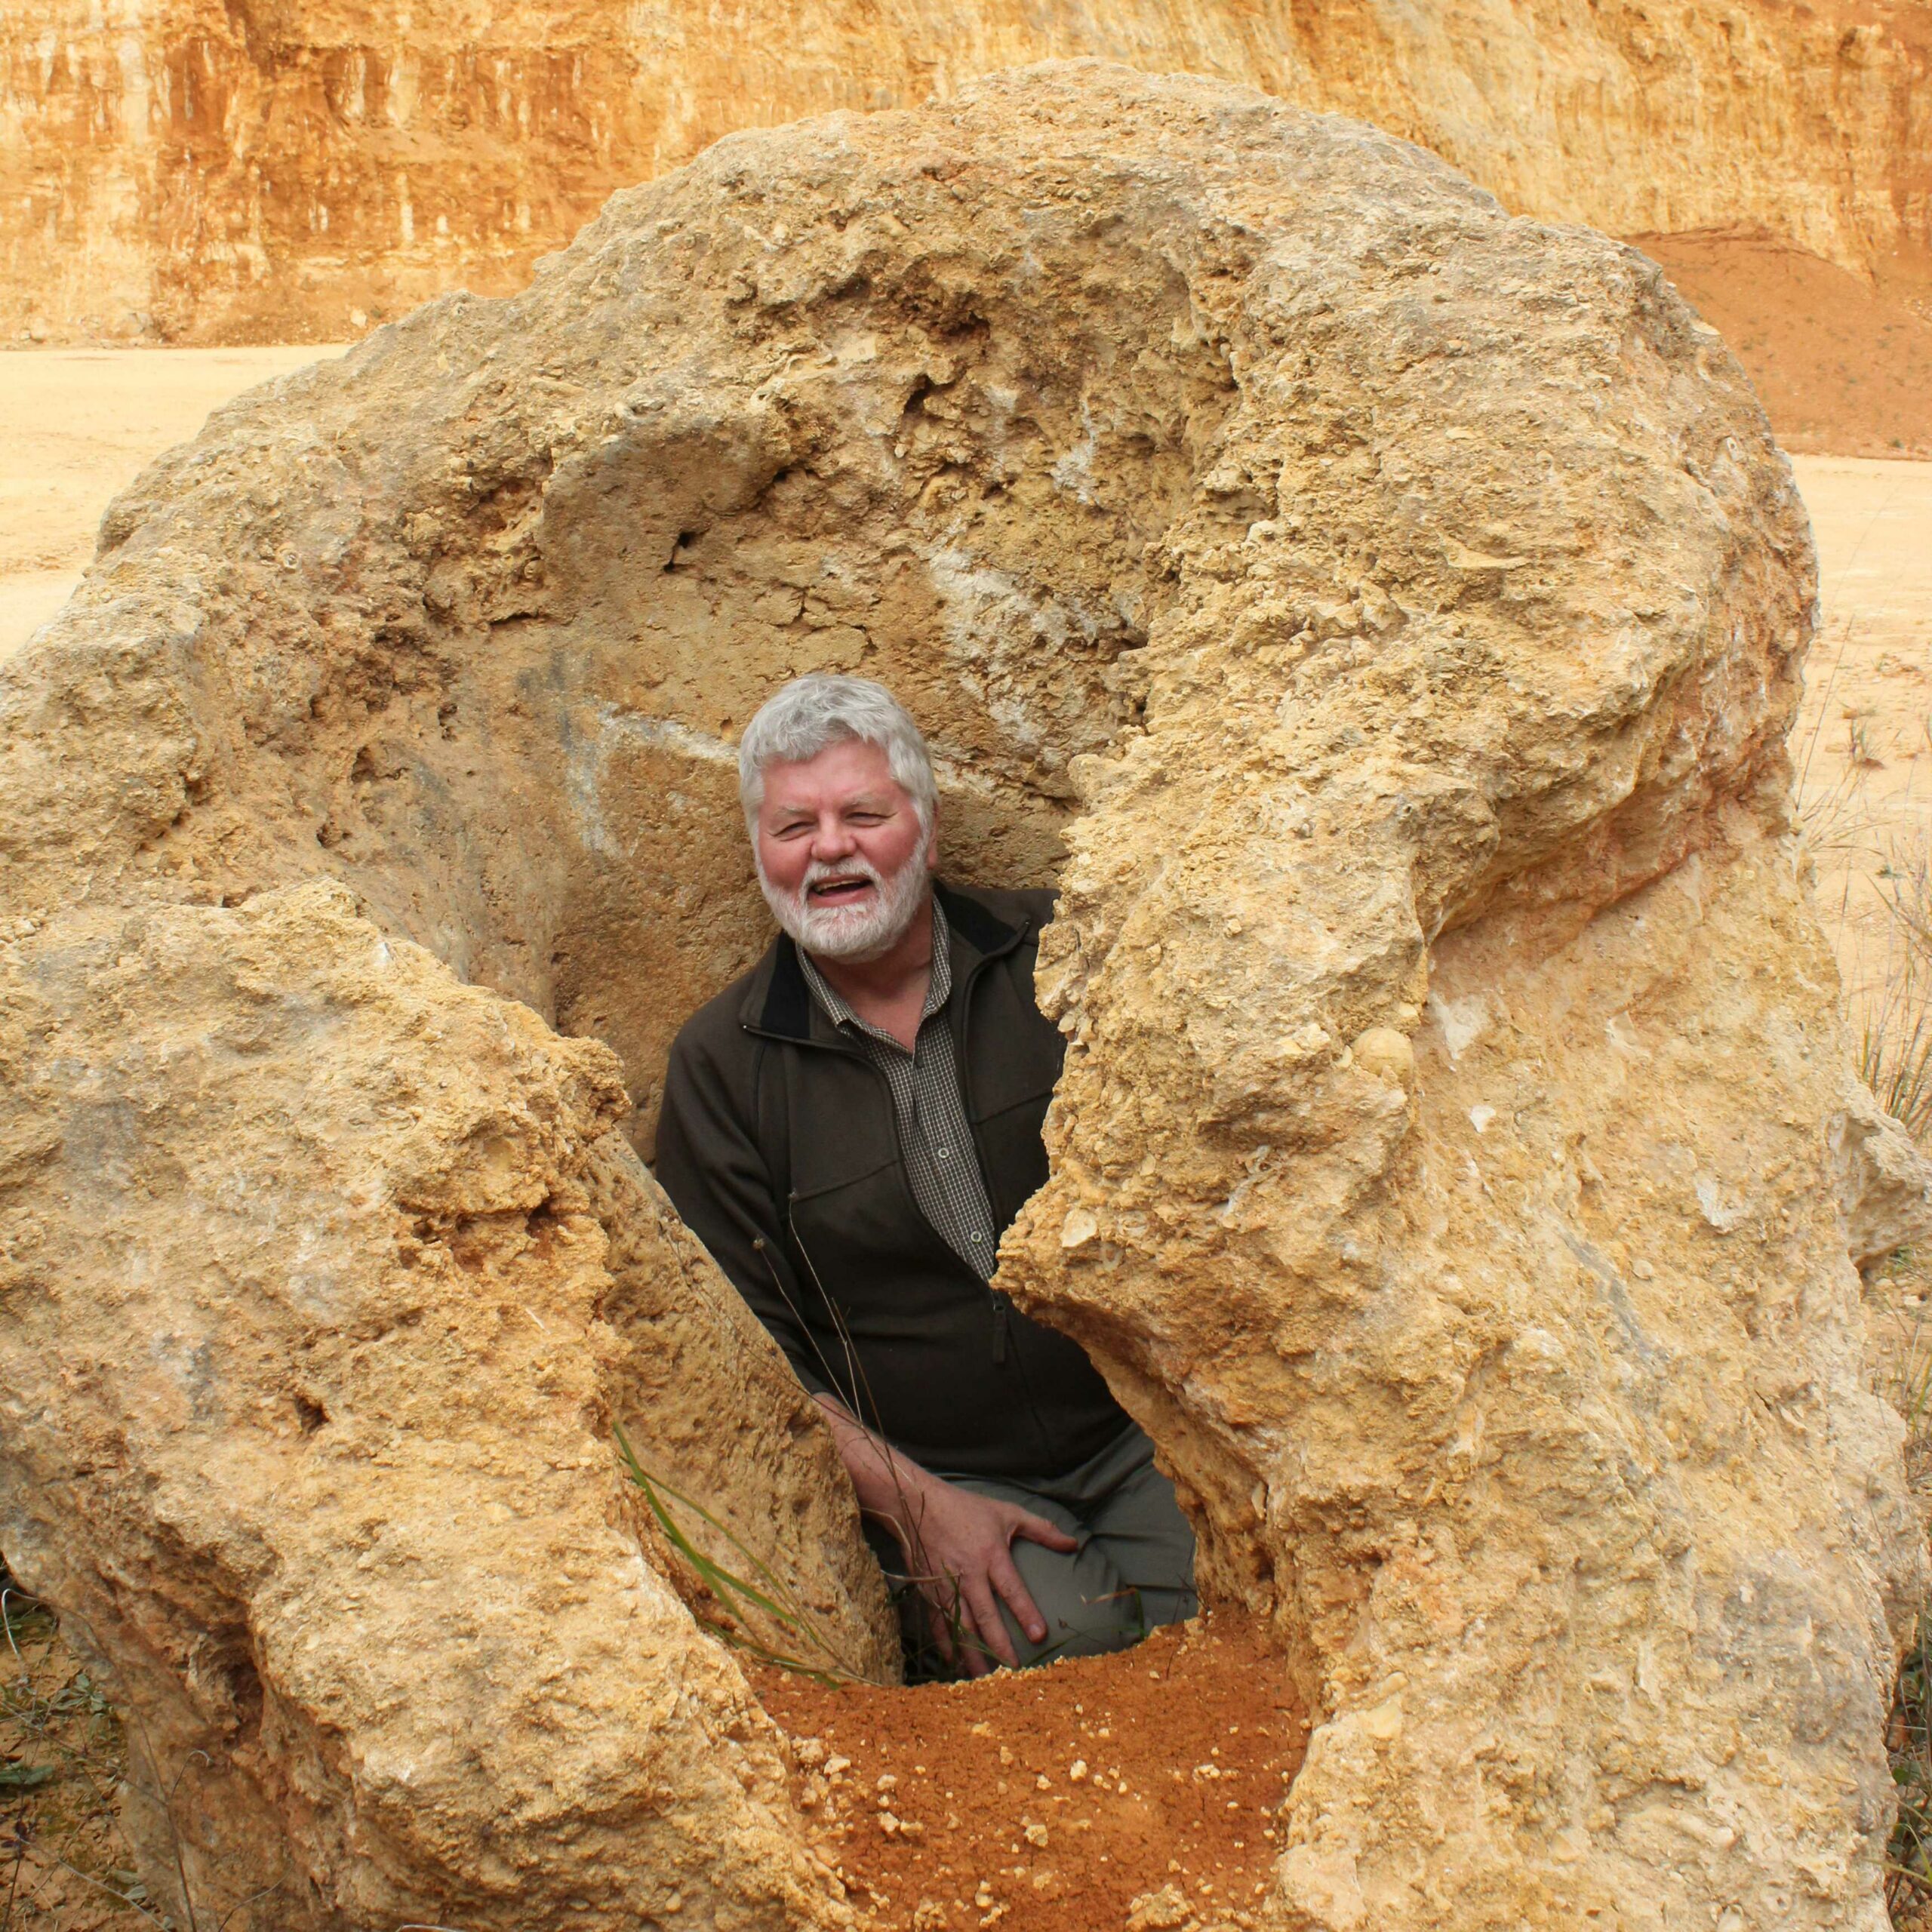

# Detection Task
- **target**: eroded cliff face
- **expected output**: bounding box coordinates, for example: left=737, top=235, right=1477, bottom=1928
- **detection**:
left=2, top=0, right=1927, bottom=342
left=0, top=62, right=1920, bottom=1931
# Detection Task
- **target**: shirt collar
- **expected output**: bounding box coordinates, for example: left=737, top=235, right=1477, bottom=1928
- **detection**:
left=743, top=879, right=1029, bottom=1044
left=798, top=897, right=951, bottom=1041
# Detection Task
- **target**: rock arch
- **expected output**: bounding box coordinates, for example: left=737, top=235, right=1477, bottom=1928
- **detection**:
left=0, top=61, right=1919, bottom=1932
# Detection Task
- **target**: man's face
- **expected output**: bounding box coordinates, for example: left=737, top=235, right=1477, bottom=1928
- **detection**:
left=752, top=736, right=937, bottom=961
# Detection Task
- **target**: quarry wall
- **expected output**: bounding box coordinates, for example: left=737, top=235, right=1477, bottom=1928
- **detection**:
left=2, top=0, right=1928, bottom=343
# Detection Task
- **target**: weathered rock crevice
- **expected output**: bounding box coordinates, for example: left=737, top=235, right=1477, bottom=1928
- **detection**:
left=0, top=61, right=1922, bottom=1932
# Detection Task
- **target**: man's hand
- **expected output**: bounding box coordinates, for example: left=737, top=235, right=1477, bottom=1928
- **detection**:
left=814, top=1394, right=1078, bottom=1675
left=893, top=1475, right=1078, bottom=1675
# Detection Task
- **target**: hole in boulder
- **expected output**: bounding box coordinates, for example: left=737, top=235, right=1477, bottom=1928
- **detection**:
left=521, top=261, right=1294, bottom=1916
left=251, top=204, right=1293, bottom=1901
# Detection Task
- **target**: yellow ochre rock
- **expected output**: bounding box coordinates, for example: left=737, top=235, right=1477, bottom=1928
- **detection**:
left=0, top=63, right=1920, bottom=1930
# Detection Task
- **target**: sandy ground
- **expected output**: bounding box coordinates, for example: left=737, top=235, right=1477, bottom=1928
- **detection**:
left=1791, top=456, right=1932, bottom=1008
left=0, top=346, right=341, bottom=660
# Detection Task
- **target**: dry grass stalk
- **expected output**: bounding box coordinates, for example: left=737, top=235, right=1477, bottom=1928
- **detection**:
left=1862, top=838, right=1932, bottom=1143
left=1797, top=740, right=1932, bottom=1923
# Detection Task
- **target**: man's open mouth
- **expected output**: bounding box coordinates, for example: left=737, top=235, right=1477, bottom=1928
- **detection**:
left=808, top=877, right=875, bottom=903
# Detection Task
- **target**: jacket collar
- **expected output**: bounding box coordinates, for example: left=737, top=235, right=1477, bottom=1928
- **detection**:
left=740, top=880, right=1029, bottom=1044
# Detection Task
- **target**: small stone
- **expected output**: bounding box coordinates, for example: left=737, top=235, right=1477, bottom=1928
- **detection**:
left=1127, top=1884, right=1195, bottom=1932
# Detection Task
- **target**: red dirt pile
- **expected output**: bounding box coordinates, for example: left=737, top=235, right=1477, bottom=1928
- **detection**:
left=752, top=1614, right=1308, bottom=1932
left=1637, top=232, right=1932, bottom=460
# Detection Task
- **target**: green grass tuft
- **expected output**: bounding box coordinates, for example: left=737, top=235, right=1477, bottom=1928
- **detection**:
left=614, top=1426, right=885, bottom=1687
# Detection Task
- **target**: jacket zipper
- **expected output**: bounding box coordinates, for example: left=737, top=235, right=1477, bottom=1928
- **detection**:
left=746, top=918, right=1041, bottom=1383
left=952, top=943, right=1027, bottom=1371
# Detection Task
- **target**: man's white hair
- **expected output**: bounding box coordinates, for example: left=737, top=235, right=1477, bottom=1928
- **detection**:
left=737, top=674, right=938, bottom=832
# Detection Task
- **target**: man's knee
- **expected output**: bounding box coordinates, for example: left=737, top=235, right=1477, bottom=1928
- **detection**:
left=861, top=1518, right=1125, bottom=1676
left=1001, top=1538, right=1153, bottom=1664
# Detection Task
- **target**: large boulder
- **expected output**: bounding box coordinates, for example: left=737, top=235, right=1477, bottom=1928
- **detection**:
left=0, top=60, right=1919, bottom=1931
left=0, top=878, right=891, bottom=1927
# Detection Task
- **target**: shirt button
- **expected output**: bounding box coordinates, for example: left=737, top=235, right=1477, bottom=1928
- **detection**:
left=936, top=1147, right=950, bottom=1159
left=970, top=1231, right=986, bottom=1245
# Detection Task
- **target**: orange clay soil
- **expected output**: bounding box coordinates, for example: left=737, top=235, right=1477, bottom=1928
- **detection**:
left=750, top=1611, right=1309, bottom=1932
left=1631, top=231, right=1932, bottom=460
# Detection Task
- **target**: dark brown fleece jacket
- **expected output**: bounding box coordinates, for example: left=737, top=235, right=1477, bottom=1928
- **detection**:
left=653, top=881, right=1129, bottom=1481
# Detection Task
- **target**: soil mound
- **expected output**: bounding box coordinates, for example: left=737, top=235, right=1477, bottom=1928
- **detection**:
left=1636, top=232, right=1932, bottom=460
left=754, top=1612, right=1304, bottom=1932
left=0, top=60, right=1921, bottom=1931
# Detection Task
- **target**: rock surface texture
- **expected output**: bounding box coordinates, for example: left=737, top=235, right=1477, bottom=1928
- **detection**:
left=0, top=61, right=1921, bottom=1931
left=0, top=879, right=894, bottom=1928
left=2, top=0, right=1927, bottom=342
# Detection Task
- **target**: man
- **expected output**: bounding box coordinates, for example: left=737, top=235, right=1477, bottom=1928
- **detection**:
left=655, top=673, right=1196, bottom=1677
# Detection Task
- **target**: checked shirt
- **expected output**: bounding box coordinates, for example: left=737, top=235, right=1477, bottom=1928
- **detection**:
left=796, top=901, right=1001, bottom=1281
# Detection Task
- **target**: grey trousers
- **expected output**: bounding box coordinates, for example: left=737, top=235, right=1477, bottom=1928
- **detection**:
left=869, top=1423, right=1198, bottom=1675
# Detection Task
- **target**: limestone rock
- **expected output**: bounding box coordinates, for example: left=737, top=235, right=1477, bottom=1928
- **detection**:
left=0, top=879, right=891, bottom=1927
left=0, top=61, right=1920, bottom=1930
left=1833, top=1081, right=1932, bottom=1270
left=2, top=0, right=1926, bottom=342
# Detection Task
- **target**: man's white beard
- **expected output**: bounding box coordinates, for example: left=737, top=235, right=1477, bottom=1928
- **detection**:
left=758, top=848, right=931, bottom=962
